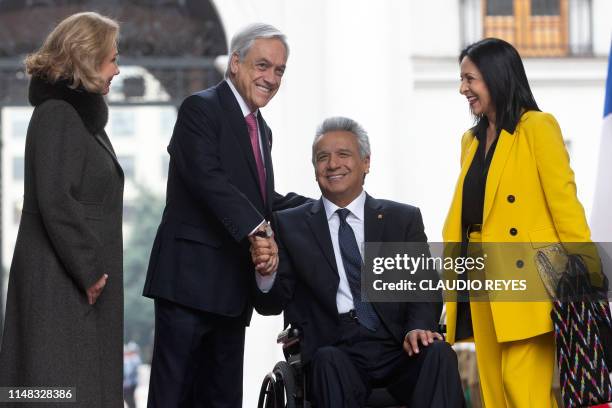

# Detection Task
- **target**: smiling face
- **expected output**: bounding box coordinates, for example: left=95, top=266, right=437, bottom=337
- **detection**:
left=230, top=38, right=287, bottom=111
left=314, top=130, right=370, bottom=208
left=98, top=45, right=119, bottom=95
left=459, top=56, right=495, bottom=121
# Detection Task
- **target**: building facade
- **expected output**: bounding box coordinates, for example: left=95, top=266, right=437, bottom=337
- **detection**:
left=0, top=1, right=610, bottom=406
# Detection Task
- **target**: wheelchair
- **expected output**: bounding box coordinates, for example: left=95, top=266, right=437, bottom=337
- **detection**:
left=257, top=325, right=404, bottom=408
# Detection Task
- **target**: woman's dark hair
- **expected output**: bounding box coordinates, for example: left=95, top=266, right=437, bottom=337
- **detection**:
left=460, top=38, right=539, bottom=137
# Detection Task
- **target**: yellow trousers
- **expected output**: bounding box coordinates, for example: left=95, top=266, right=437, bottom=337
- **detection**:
left=470, top=301, right=557, bottom=407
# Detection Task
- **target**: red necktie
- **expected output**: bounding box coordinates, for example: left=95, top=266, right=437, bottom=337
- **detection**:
left=245, top=112, right=267, bottom=203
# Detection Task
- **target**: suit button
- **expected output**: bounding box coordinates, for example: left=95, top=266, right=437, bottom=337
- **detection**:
left=516, top=260, right=524, bottom=268
left=507, top=195, right=515, bottom=203
left=509, top=228, right=518, bottom=236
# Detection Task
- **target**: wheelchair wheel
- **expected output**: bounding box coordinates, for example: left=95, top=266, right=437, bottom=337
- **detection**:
left=273, top=361, right=296, bottom=408
left=257, top=372, right=277, bottom=408
left=257, top=361, right=297, bottom=408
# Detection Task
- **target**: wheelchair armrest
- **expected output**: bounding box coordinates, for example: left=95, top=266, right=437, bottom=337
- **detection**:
left=277, top=326, right=300, bottom=345
left=277, top=325, right=302, bottom=355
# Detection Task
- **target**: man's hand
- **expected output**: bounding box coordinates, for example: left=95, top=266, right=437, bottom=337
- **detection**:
left=403, top=329, right=444, bottom=357
left=249, top=235, right=279, bottom=276
left=86, top=274, right=108, bottom=305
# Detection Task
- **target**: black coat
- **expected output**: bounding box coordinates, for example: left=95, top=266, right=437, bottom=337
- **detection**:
left=143, top=80, right=307, bottom=322
left=0, top=77, right=124, bottom=407
left=255, top=195, right=442, bottom=363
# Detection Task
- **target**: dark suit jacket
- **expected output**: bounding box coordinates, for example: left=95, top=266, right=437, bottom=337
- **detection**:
left=255, top=195, right=442, bottom=363
left=143, top=80, right=306, bottom=322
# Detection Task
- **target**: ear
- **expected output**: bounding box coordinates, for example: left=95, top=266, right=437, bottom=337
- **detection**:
left=363, top=156, right=371, bottom=174
left=229, top=53, right=240, bottom=75
left=362, top=156, right=371, bottom=185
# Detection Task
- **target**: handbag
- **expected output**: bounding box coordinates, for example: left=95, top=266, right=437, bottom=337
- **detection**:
left=535, top=243, right=568, bottom=299
left=546, top=254, right=612, bottom=407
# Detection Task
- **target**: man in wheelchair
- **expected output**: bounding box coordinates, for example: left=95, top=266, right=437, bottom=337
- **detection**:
left=250, top=117, right=465, bottom=407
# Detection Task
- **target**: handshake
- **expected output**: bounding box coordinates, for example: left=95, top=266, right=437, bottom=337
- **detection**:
left=248, top=222, right=279, bottom=276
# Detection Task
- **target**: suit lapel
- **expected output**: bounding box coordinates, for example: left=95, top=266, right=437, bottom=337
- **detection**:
left=443, top=135, right=478, bottom=242
left=306, top=199, right=339, bottom=277
left=218, top=81, right=263, bottom=203
left=364, top=194, right=384, bottom=243
left=363, top=195, right=391, bottom=317
left=94, top=130, right=124, bottom=177
left=459, top=136, right=479, bottom=190
left=483, top=129, right=516, bottom=225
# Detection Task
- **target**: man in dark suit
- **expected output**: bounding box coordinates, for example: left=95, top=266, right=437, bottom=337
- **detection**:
left=252, top=117, right=465, bottom=407
left=143, top=23, right=307, bottom=407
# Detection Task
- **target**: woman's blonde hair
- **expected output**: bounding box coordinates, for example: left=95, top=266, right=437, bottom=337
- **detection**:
left=25, top=12, right=119, bottom=93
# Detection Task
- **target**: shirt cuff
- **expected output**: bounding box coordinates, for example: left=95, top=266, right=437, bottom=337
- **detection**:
left=256, top=271, right=277, bottom=293
left=249, top=220, right=266, bottom=236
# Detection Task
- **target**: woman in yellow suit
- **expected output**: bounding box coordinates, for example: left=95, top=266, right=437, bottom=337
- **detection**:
left=443, top=38, right=593, bottom=407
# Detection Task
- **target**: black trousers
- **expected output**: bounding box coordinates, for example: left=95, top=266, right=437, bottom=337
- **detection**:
left=147, top=298, right=246, bottom=408
left=309, top=315, right=465, bottom=408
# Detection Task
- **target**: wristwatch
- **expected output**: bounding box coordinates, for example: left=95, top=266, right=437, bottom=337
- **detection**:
left=254, top=221, right=273, bottom=238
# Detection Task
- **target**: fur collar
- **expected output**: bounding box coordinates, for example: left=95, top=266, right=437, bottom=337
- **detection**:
left=28, top=76, right=108, bottom=135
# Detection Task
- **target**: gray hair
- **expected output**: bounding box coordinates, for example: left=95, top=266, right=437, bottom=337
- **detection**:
left=225, top=23, right=289, bottom=78
left=312, top=116, right=371, bottom=165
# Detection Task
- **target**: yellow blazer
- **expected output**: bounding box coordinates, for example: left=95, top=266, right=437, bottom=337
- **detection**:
left=443, top=111, right=592, bottom=344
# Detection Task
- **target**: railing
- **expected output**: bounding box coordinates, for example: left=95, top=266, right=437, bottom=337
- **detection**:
left=0, top=56, right=222, bottom=107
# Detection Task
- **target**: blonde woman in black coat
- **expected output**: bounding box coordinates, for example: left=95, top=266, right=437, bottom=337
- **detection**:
left=0, top=12, right=124, bottom=407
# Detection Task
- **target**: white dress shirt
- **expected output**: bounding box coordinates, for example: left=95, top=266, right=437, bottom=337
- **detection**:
left=256, top=190, right=367, bottom=315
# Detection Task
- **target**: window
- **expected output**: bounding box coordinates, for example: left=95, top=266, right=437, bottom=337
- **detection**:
left=483, top=0, right=568, bottom=56
left=487, top=0, right=514, bottom=16
left=461, top=0, right=592, bottom=57
left=531, top=0, right=560, bottom=15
